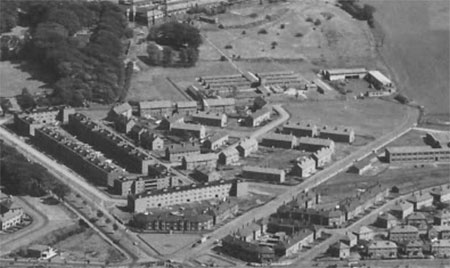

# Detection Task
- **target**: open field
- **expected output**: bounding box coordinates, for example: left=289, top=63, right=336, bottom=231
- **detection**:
left=54, top=228, right=125, bottom=263
left=386, top=129, right=429, bottom=147
left=0, top=62, right=50, bottom=98
left=138, top=233, right=200, bottom=256
left=315, top=165, right=450, bottom=205
left=364, top=0, right=450, bottom=116
left=283, top=98, right=408, bottom=138
left=201, top=0, right=376, bottom=67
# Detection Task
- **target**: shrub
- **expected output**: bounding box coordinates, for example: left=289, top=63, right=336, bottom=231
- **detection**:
left=258, top=28, right=268, bottom=34
left=265, top=15, right=272, bottom=20
left=218, top=24, right=224, bottom=29
left=97, top=210, right=104, bottom=218
left=248, top=13, right=258, bottom=18
left=306, top=17, right=313, bottom=23
left=220, top=55, right=227, bottom=61
left=113, top=223, right=119, bottom=231
left=314, top=19, right=322, bottom=26
left=242, top=30, right=246, bottom=35
left=295, top=33, right=303, bottom=37
left=105, top=218, right=112, bottom=224
left=224, top=44, right=233, bottom=49
left=271, top=41, right=278, bottom=47
left=280, top=24, right=285, bottom=29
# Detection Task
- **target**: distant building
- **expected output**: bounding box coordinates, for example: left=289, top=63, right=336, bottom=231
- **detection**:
left=236, top=138, right=258, bottom=157
left=131, top=212, right=213, bottom=232
left=297, top=137, right=335, bottom=152
left=181, top=153, right=218, bottom=170
left=312, top=147, right=333, bottom=168
left=291, top=157, right=316, bottom=178
left=202, top=98, right=235, bottom=113
left=35, top=127, right=127, bottom=187
left=430, top=239, right=450, bottom=257
left=275, top=229, right=315, bottom=257
left=391, top=200, right=414, bottom=219
left=206, top=199, right=239, bottom=225
left=128, top=179, right=247, bottom=212
left=235, top=221, right=266, bottom=242
left=108, top=102, right=132, bottom=121
left=385, top=146, right=450, bottom=163
left=318, top=125, right=355, bottom=143
left=400, top=240, right=423, bottom=258
left=191, top=168, right=221, bottom=183
left=0, top=207, right=23, bottom=231
left=27, top=245, right=57, bottom=260
left=141, top=132, right=164, bottom=151
left=434, top=209, right=450, bottom=226
left=341, top=232, right=357, bottom=247
left=323, top=68, right=367, bottom=81
left=405, top=212, right=428, bottom=230
left=14, top=106, right=75, bottom=136
left=203, top=132, right=229, bottom=151
left=353, top=226, right=374, bottom=242
left=191, top=111, right=227, bottom=127
left=349, top=158, right=372, bottom=175
left=428, top=226, right=450, bottom=240
left=366, top=241, right=397, bottom=259
left=366, top=70, right=393, bottom=90
left=282, top=121, right=318, bottom=137
left=170, top=123, right=206, bottom=140
left=175, top=101, right=198, bottom=115
left=68, top=113, right=154, bottom=174
left=389, top=225, right=419, bottom=243
left=261, top=133, right=297, bottom=149
left=222, top=235, right=275, bottom=263
left=242, top=166, right=286, bottom=183
left=430, top=184, right=450, bottom=203
left=246, top=108, right=271, bottom=127
left=406, top=191, right=433, bottom=210
left=313, top=79, right=334, bottom=94
left=165, top=143, right=201, bottom=162
left=425, top=132, right=450, bottom=148
left=292, top=190, right=321, bottom=209
left=218, top=147, right=240, bottom=165
left=138, top=100, right=173, bottom=117
left=376, top=213, right=398, bottom=229
left=329, top=242, right=350, bottom=259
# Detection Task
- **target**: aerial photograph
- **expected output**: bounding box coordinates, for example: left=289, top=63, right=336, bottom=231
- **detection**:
left=0, top=0, right=448, bottom=267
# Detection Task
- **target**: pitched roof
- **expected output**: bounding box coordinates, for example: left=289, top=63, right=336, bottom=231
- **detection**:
left=183, top=153, right=218, bottom=162
left=242, top=166, right=285, bottom=175
left=391, top=200, right=414, bottom=211
left=354, top=226, right=373, bottom=235
left=249, top=107, right=271, bottom=119
left=176, top=101, right=197, bottom=108
left=237, top=138, right=258, bottom=150
left=203, top=98, right=235, bottom=107
left=298, top=137, right=334, bottom=147
left=139, top=100, right=173, bottom=110
left=368, top=240, right=397, bottom=249
left=171, top=123, right=206, bottom=132
left=262, top=132, right=296, bottom=142
left=326, top=68, right=367, bottom=75
left=389, top=225, right=418, bottom=233
left=112, top=103, right=132, bottom=114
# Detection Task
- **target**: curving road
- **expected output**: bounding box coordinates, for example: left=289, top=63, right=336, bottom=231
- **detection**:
left=171, top=105, right=418, bottom=263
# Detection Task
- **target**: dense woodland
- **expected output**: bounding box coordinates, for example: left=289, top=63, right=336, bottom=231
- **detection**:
left=0, top=141, right=70, bottom=200
left=0, top=1, right=132, bottom=106
left=338, top=0, right=376, bottom=27
left=146, top=21, right=202, bottom=67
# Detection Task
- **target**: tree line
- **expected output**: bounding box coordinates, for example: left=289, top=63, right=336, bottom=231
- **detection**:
left=0, top=141, right=70, bottom=200
left=1, top=1, right=133, bottom=107
left=146, top=21, right=202, bottom=67
left=338, top=0, right=376, bottom=28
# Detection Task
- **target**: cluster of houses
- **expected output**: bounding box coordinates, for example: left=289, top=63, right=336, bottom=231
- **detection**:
left=222, top=218, right=321, bottom=263
left=130, top=199, right=239, bottom=233
left=330, top=184, right=450, bottom=260
left=0, top=191, right=24, bottom=231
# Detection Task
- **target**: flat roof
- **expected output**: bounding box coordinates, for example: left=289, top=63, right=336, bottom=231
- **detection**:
left=326, top=68, right=367, bottom=75
left=242, top=166, right=285, bottom=175
left=386, top=146, right=450, bottom=154
left=132, top=179, right=239, bottom=199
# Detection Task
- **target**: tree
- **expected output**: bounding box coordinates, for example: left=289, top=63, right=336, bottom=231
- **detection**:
left=161, top=46, right=173, bottom=67
left=47, top=9, right=82, bottom=36
left=20, top=88, right=36, bottom=109
left=52, top=183, right=70, bottom=201
left=146, top=42, right=162, bottom=65
left=148, top=21, right=202, bottom=49
left=0, top=1, right=18, bottom=33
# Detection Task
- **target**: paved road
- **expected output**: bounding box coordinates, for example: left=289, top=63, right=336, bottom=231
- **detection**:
left=172, top=106, right=418, bottom=263
left=0, top=127, right=160, bottom=264
left=0, top=197, right=47, bottom=256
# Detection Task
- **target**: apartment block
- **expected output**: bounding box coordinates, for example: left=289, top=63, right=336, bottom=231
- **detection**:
left=261, top=133, right=297, bottom=149
left=242, top=166, right=286, bottom=183
left=282, top=121, right=318, bottom=137
left=191, top=111, right=227, bottom=127
left=203, top=132, right=229, bottom=151
left=312, top=147, right=333, bottom=168
left=170, top=122, right=206, bottom=140
left=236, top=138, right=258, bottom=157
left=181, top=153, right=218, bottom=170
left=298, top=137, right=335, bottom=152
left=385, top=146, right=450, bottom=163
left=291, top=157, right=316, bottom=178
left=318, top=125, right=355, bottom=143
left=165, top=143, right=201, bottom=162
left=138, top=100, right=173, bottom=117
left=246, top=108, right=271, bottom=127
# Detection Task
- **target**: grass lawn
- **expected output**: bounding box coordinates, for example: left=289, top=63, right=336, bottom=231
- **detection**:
left=54, top=228, right=125, bottom=263
left=138, top=233, right=200, bottom=256
left=0, top=62, right=49, bottom=98
left=386, top=129, right=429, bottom=147
left=283, top=98, right=408, bottom=138
left=315, top=165, right=450, bottom=204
